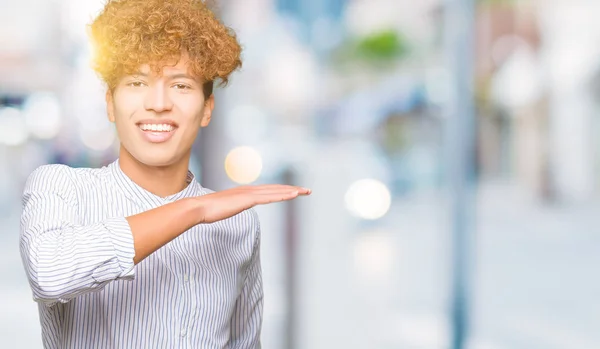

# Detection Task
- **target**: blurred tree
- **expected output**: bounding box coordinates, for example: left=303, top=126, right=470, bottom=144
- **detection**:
left=331, top=29, right=409, bottom=70
left=355, top=29, right=407, bottom=61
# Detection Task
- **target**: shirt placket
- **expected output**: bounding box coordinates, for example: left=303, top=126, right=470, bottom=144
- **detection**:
left=110, top=160, right=203, bottom=347
left=169, top=231, right=193, bottom=349
left=179, top=271, right=199, bottom=348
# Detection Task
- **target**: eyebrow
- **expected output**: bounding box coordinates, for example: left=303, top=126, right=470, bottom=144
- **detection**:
left=132, top=72, right=196, bottom=80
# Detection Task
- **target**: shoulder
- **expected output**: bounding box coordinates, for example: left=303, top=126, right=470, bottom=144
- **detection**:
left=24, top=164, right=76, bottom=192
left=24, top=163, right=107, bottom=195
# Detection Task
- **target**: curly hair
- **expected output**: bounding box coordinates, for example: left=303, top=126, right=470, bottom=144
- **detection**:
left=88, top=0, right=242, bottom=96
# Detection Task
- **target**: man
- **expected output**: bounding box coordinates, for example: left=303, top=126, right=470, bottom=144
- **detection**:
left=19, top=0, right=310, bottom=348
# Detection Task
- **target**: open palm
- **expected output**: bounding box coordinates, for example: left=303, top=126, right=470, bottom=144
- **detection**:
left=197, top=184, right=311, bottom=223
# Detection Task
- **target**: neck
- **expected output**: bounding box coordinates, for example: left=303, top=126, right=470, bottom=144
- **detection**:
left=118, top=145, right=192, bottom=198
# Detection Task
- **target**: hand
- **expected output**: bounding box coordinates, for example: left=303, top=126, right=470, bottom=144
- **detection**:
left=196, top=184, right=311, bottom=224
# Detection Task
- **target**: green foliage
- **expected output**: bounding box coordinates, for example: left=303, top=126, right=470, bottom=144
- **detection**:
left=354, top=29, right=407, bottom=61
left=330, top=29, right=409, bottom=71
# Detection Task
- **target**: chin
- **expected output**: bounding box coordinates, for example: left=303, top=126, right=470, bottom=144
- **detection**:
left=123, top=149, right=177, bottom=168
left=137, top=153, right=183, bottom=168
left=121, top=142, right=190, bottom=168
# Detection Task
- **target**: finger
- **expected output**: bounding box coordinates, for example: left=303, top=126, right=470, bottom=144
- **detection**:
left=238, top=184, right=292, bottom=191
left=258, top=186, right=310, bottom=195
left=265, top=186, right=310, bottom=194
left=254, top=188, right=307, bottom=196
left=254, top=191, right=300, bottom=204
left=239, top=186, right=310, bottom=196
left=231, top=185, right=288, bottom=195
left=243, top=184, right=310, bottom=191
left=298, top=187, right=311, bottom=195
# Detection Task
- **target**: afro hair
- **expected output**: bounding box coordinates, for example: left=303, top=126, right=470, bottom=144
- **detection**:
left=88, top=0, right=242, bottom=95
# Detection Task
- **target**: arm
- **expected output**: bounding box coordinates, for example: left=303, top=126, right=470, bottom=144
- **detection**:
left=20, top=165, right=308, bottom=307
left=229, top=221, right=264, bottom=348
left=19, top=165, right=205, bottom=305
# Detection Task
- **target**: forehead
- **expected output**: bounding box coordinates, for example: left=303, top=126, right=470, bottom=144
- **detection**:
left=136, top=54, right=198, bottom=79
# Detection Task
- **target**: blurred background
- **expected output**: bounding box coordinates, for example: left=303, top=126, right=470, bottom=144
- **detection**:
left=2, top=0, right=600, bottom=348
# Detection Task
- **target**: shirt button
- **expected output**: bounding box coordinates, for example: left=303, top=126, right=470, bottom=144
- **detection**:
left=180, top=328, right=187, bottom=337
left=183, top=274, right=189, bottom=283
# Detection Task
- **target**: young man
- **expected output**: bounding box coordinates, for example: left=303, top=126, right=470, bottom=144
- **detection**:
left=19, top=0, right=310, bottom=348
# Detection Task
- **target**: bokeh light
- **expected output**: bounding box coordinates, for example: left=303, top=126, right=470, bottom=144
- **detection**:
left=0, top=107, right=29, bottom=146
left=79, top=127, right=116, bottom=152
left=22, top=92, right=62, bottom=140
left=225, top=146, right=263, bottom=184
left=345, top=178, right=392, bottom=220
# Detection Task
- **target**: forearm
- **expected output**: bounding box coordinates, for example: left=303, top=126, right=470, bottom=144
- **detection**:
left=127, top=197, right=203, bottom=264
left=22, top=217, right=135, bottom=303
left=21, top=165, right=306, bottom=306
left=22, top=195, right=203, bottom=304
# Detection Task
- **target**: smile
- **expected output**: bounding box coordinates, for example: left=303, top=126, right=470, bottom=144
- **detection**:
left=137, top=123, right=177, bottom=143
left=138, top=123, right=175, bottom=132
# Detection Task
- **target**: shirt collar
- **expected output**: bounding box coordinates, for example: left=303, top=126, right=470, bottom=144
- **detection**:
left=108, top=158, right=200, bottom=207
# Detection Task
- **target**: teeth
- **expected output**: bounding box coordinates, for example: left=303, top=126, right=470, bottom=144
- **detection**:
left=139, top=124, right=174, bottom=132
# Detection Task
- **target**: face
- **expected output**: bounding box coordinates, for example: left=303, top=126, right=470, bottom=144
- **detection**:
left=106, top=55, right=214, bottom=168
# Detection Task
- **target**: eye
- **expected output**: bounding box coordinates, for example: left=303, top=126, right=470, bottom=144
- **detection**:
left=127, top=81, right=146, bottom=87
left=173, top=84, right=191, bottom=90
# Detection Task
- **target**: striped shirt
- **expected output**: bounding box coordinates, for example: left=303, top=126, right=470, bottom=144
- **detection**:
left=19, top=159, right=263, bottom=349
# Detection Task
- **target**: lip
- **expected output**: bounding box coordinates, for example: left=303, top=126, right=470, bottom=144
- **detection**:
left=136, top=119, right=178, bottom=144
left=136, top=119, right=179, bottom=127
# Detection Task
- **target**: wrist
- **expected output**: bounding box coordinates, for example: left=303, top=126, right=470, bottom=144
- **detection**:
left=186, top=196, right=206, bottom=225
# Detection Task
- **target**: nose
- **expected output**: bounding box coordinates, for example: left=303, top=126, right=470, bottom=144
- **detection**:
left=144, top=83, right=173, bottom=113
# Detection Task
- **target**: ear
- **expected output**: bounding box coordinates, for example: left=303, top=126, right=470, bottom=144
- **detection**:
left=106, top=89, right=115, bottom=123
left=200, top=94, right=214, bottom=128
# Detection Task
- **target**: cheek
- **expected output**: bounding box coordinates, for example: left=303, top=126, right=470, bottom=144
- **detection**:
left=177, top=103, right=205, bottom=128
left=113, top=92, right=141, bottom=115
left=113, top=113, right=133, bottom=132
left=111, top=110, right=138, bottom=143
left=112, top=98, right=140, bottom=127
left=178, top=119, right=202, bottom=142
left=173, top=117, right=202, bottom=148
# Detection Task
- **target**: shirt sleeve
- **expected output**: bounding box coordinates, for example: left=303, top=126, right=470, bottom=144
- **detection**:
left=229, top=214, right=264, bottom=348
left=19, top=165, right=136, bottom=306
